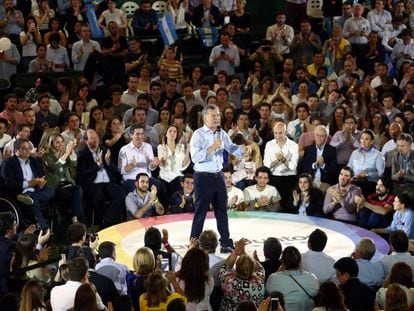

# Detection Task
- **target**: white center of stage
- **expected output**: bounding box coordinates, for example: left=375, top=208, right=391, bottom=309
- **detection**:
left=98, top=212, right=389, bottom=269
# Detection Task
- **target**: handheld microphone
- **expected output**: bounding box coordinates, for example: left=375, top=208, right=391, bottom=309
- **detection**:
left=215, top=126, right=221, bottom=140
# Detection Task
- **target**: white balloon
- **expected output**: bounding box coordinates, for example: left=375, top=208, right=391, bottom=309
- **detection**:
left=0, top=38, right=12, bottom=51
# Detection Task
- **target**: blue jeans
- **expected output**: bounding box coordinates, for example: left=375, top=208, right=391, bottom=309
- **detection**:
left=358, top=207, right=392, bottom=229
left=190, top=172, right=232, bottom=247
left=26, top=186, right=55, bottom=229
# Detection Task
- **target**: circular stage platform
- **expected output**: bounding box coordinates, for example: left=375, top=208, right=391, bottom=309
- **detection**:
left=98, top=211, right=390, bottom=270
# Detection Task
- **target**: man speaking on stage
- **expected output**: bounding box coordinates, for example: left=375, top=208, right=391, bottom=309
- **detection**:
left=190, top=104, right=243, bottom=253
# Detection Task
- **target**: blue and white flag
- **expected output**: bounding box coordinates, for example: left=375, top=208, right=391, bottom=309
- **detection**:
left=158, top=14, right=178, bottom=46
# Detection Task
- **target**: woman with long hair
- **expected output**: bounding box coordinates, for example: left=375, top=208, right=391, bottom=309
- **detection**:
left=158, top=125, right=190, bottom=196
left=291, top=80, right=309, bottom=107
left=19, top=279, right=47, bottom=311
left=77, top=83, right=98, bottom=111
left=33, top=0, right=55, bottom=35
left=43, top=17, right=66, bottom=46
left=102, top=116, right=130, bottom=162
left=368, top=111, right=389, bottom=150
left=43, top=132, right=83, bottom=223
left=375, top=263, right=414, bottom=309
left=214, top=70, right=229, bottom=92
left=313, top=281, right=347, bottom=311
left=384, top=283, right=409, bottom=311
left=88, top=106, right=107, bottom=140
left=98, top=0, right=127, bottom=35
left=167, top=0, right=188, bottom=34
left=328, top=106, right=346, bottom=137
left=70, top=283, right=100, bottom=311
left=20, top=16, right=42, bottom=72
left=154, top=107, right=171, bottom=144
left=12, top=234, right=50, bottom=282
left=188, top=66, right=203, bottom=91
left=171, top=99, right=187, bottom=120
left=140, top=270, right=186, bottom=311
left=219, top=238, right=265, bottom=310
left=187, top=105, right=203, bottom=132
left=252, top=76, right=276, bottom=108
left=137, top=64, right=152, bottom=94
left=168, top=248, right=213, bottom=310
left=56, top=77, right=72, bottom=111
left=266, top=246, right=319, bottom=311
left=71, top=98, right=89, bottom=128
left=222, top=105, right=236, bottom=133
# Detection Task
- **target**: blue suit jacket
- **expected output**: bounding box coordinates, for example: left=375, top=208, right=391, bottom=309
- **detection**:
left=302, top=144, right=338, bottom=185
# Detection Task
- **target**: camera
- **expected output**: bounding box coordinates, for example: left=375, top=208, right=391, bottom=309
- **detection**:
left=85, top=233, right=97, bottom=245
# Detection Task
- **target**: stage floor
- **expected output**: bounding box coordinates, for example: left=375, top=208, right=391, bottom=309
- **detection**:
left=98, top=211, right=390, bottom=270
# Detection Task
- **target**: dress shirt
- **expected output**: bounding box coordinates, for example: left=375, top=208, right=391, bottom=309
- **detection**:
left=385, top=209, right=414, bottom=239
left=330, top=130, right=361, bottom=165
left=208, top=44, right=240, bottom=75
left=125, top=124, right=159, bottom=151
left=391, top=40, right=414, bottom=69
left=157, top=143, right=189, bottom=182
left=382, top=24, right=405, bottom=52
left=193, top=89, right=216, bottom=106
left=323, top=184, right=362, bottom=222
left=367, top=9, right=392, bottom=37
left=343, top=16, right=371, bottom=44
left=347, top=147, right=385, bottom=182
left=356, top=258, right=384, bottom=287
left=121, top=90, right=139, bottom=108
left=265, top=23, right=294, bottom=55
left=118, top=141, right=154, bottom=180
left=263, top=138, right=299, bottom=176
left=71, top=39, right=101, bottom=71
left=88, top=147, right=111, bottom=184
left=125, top=190, right=157, bottom=218
left=190, top=124, right=241, bottom=173
left=18, top=157, right=34, bottom=192
left=380, top=251, right=414, bottom=280
left=301, top=250, right=336, bottom=283
left=95, top=257, right=129, bottom=295
left=46, top=45, right=70, bottom=72
left=287, top=118, right=304, bottom=142
left=50, top=280, right=105, bottom=311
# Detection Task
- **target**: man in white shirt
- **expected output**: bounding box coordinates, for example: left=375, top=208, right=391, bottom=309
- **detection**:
left=193, top=80, right=216, bottom=106
left=243, top=166, right=281, bottom=212
left=382, top=16, right=406, bottom=53
left=46, top=33, right=70, bottom=72
left=51, top=257, right=105, bottom=311
left=266, top=12, right=294, bottom=56
left=343, top=4, right=370, bottom=60
left=223, top=167, right=244, bottom=210
left=367, top=0, right=392, bottom=38
left=263, top=121, right=299, bottom=207
left=121, top=75, right=140, bottom=108
left=391, top=29, right=414, bottom=70
left=96, top=241, right=129, bottom=295
left=379, top=230, right=414, bottom=281
left=302, top=229, right=335, bottom=284
left=71, top=24, right=101, bottom=71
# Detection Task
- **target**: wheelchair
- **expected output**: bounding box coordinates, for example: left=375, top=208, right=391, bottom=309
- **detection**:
left=0, top=196, right=36, bottom=232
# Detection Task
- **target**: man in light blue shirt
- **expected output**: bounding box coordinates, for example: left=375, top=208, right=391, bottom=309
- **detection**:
left=353, top=238, right=384, bottom=287
left=209, top=32, right=240, bottom=75
left=190, top=104, right=242, bottom=252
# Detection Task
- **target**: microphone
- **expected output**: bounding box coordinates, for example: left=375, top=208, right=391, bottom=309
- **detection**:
left=215, top=126, right=221, bottom=140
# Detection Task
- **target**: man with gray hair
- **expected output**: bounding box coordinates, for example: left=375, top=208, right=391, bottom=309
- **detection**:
left=302, top=125, right=337, bottom=193
left=190, top=104, right=243, bottom=252
left=392, top=133, right=414, bottom=199
left=352, top=237, right=385, bottom=287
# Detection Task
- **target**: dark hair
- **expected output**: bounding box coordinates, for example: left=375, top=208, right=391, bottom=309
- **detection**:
left=19, top=279, right=47, bottom=311
left=316, top=281, right=347, bottom=309
left=281, top=246, right=301, bottom=270
left=111, top=295, right=133, bottom=311
left=255, top=166, right=271, bottom=178
left=397, top=132, right=414, bottom=144
left=23, top=16, right=37, bottom=33
left=73, top=283, right=99, bottom=311
left=14, top=138, right=30, bottom=151
left=4, top=93, right=18, bottom=102
left=308, top=229, right=328, bottom=252
left=295, top=102, right=310, bottom=114
left=341, top=166, right=354, bottom=178
left=109, top=84, right=123, bottom=96
left=71, top=98, right=87, bottom=113
left=88, top=106, right=103, bottom=130
left=236, top=301, right=256, bottom=311
left=36, top=43, right=47, bottom=52
left=390, top=230, right=409, bottom=252
left=144, top=227, right=162, bottom=252
left=263, top=237, right=282, bottom=261
left=167, top=298, right=186, bottom=311
left=389, top=262, right=413, bottom=287
left=67, top=222, right=87, bottom=244
left=0, top=212, right=16, bottom=236
left=68, top=257, right=89, bottom=282
left=98, top=241, right=116, bottom=259
left=361, top=129, right=375, bottom=141
left=334, top=257, right=358, bottom=277
left=48, top=32, right=61, bottom=44
left=135, top=172, right=149, bottom=182
left=176, top=248, right=210, bottom=303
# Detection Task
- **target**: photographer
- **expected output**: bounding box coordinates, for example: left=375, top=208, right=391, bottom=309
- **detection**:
left=250, top=39, right=283, bottom=79
left=66, top=222, right=98, bottom=263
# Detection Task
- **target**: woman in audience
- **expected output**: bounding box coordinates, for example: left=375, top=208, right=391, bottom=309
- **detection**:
left=291, top=80, right=309, bottom=107
left=43, top=132, right=83, bottom=224
left=33, top=0, right=55, bottom=36
left=167, top=0, right=188, bottom=35
left=77, top=83, right=98, bottom=111
left=313, top=281, right=347, bottom=311
left=368, top=111, right=389, bottom=150
left=188, top=66, right=203, bottom=91
left=44, top=17, right=66, bottom=46
left=222, top=105, right=237, bottom=132
left=253, top=76, right=276, bottom=108
left=347, top=129, right=385, bottom=195
left=20, top=16, right=42, bottom=72
left=168, top=247, right=213, bottom=311
left=130, top=247, right=156, bottom=311
left=393, top=113, right=409, bottom=133
left=219, top=238, right=265, bottom=310
left=214, top=70, right=229, bottom=92
left=71, top=283, right=100, bottom=311
left=266, top=246, right=319, bottom=311
left=56, top=77, right=72, bottom=111
left=376, top=262, right=414, bottom=309
left=19, top=279, right=47, bottom=311
left=12, top=234, right=50, bottom=282
left=384, top=283, right=409, bottom=311
left=158, top=125, right=190, bottom=196
left=137, top=64, right=152, bottom=94
left=171, top=99, right=187, bottom=120
left=102, top=116, right=130, bottom=163
left=187, top=105, right=203, bottom=132
left=154, top=107, right=171, bottom=143
left=65, top=0, right=86, bottom=34
left=88, top=106, right=107, bottom=140
left=328, top=106, right=346, bottom=137
left=372, top=194, right=414, bottom=239
left=71, top=98, right=89, bottom=128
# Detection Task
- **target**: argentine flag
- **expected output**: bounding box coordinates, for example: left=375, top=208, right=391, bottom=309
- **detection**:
left=159, top=14, right=178, bottom=46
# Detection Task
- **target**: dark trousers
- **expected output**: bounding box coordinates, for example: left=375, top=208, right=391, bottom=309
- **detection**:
left=84, top=182, right=126, bottom=227
left=26, top=186, right=55, bottom=229
left=55, top=185, right=84, bottom=221
left=190, top=172, right=231, bottom=247
left=270, top=175, right=297, bottom=210
left=358, top=207, right=393, bottom=229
